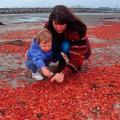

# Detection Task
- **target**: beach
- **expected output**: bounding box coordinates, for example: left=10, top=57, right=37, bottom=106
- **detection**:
left=0, top=12, right=120, bottom=119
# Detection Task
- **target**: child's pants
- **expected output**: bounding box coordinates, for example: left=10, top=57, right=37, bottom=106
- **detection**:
left=25, top=60, right=38, bottom=73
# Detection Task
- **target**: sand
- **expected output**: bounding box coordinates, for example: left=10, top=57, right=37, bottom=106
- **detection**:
left=0, top=12, right=120, bottom=87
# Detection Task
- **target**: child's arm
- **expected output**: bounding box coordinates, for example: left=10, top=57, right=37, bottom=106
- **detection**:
left=41, top=67, right=53, bottom=78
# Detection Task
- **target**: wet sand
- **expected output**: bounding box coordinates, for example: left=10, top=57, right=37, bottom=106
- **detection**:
left=0, top=12, right=120, bottom=31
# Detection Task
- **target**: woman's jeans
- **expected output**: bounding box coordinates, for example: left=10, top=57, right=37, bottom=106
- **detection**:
left=53, top=39, right=70, bottom=73
left=61, top=40, right=70, bottom=55
left=25, top=60, right=38, bottom=73
left=52, top=39, right=70, bottom=60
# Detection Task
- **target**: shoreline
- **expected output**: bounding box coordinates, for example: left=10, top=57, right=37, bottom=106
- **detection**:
left=0, top=12, right=120, bottom=25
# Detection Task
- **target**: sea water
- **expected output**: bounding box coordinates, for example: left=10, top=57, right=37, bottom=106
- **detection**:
left=0, top=12, right=120, bottom=25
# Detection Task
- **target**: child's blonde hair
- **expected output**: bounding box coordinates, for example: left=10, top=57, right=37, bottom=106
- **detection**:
left=36, top=28, right=52, bottom=44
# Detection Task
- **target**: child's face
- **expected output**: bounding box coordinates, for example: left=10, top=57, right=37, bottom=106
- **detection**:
left=40, top=41, right=52, bottom=52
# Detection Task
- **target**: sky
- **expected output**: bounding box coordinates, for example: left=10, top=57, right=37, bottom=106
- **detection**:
left=0, top=0, right=120, bottom=8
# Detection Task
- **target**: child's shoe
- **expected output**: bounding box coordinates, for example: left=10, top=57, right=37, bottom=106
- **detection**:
left=32, top=72, right=43, bottom=80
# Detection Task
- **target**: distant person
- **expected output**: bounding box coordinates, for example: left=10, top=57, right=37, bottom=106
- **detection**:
left=45, top=5, right=91, bottom=82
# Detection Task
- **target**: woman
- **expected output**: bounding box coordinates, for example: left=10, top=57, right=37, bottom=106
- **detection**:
left=45, top=5, right=91, bottom=82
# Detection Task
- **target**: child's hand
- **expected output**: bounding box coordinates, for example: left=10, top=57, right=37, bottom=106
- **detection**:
left=41, top=67, right=53, bottom=78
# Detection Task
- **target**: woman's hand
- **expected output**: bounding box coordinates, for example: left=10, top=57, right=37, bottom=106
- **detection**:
left=51, top=72, right=64, bottom=83
left=41, top=67, right=53, bottom=78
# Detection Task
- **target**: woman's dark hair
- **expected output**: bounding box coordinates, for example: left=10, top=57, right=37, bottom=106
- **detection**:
left=47, top=5, right=87, bottom=38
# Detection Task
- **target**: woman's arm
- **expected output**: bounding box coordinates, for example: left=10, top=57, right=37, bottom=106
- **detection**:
left=51, top=72, right=64, bottom=83
left=41, top=67, right=53, bottom=78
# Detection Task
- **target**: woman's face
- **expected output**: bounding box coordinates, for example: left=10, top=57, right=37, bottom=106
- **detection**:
left=53, top=21, right=67, bottom=33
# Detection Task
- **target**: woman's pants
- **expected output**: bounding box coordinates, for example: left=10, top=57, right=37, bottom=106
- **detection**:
left=53, top=39, right=71, bottom=73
